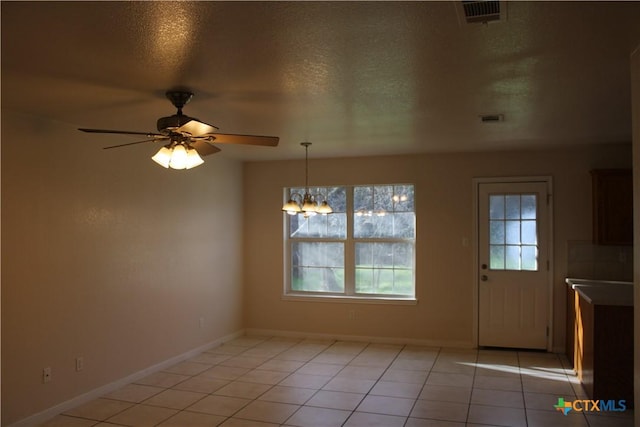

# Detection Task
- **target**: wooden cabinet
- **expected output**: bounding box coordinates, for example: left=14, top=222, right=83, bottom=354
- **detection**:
left=591, top=169, right=633, bottom=245
left=570, top=284, right=634, bottom=405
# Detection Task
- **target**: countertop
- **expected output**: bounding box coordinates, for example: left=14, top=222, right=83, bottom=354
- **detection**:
left=565, top=278, right=633, bottom=307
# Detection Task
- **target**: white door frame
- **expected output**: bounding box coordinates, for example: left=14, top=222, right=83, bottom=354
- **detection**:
left=472, top=176, right=554, bottom=351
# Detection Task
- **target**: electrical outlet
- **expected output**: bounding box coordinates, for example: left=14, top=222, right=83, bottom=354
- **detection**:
left=43, top=367, right=52, bottom=383
left=348, top=310, right=356, bottom=320
left=75, top=357, right=84, bottom=372
left=199, top=316, right=205, bottom=329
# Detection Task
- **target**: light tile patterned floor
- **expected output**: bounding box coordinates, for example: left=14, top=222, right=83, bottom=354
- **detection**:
left=41, top=336, right=634, bottom=426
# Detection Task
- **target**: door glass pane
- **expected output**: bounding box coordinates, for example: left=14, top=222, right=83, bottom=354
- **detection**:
left=521, top=246, right=538, bottom=270
left=505, top=221, right=521, bottom=244
left=505, top=195, right=521, bottom=219
left=490, top=195, right=504, bottom=219
left=490, top=221, right=505, bottom=244
left=521, top=220, right=537, bottom=244
left=490, top=245, right=505, bottom=269
left=521, top=195, right=536, bottom=219
left=488, top=193, right=538, bottom=271
left=505, top=246, right=521, bottom=270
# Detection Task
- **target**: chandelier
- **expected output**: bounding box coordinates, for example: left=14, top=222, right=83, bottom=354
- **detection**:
left=282, top=142, right=333, bottom=217
left=151, top=140, right=204, bottom=170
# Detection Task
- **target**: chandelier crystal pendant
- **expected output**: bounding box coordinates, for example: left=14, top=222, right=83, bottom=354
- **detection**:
left=151, top=140, right=204, bottom=170
left=282, top=142, right=333, bottom=217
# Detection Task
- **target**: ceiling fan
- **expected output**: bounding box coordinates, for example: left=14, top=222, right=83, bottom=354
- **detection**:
left=79, top=90, right=279, bottom=169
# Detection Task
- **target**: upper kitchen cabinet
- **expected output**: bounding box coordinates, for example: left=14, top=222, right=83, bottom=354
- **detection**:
left=591, top=169, right=633, bottom=245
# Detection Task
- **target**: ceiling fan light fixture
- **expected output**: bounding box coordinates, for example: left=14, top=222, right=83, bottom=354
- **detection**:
left=151, top=146, right=172, bottom=168
left=152, top=143, right=204, bottom=170
left=168, top=144, right=188, bottom=169
left=185, top=147, right=204, bottom=169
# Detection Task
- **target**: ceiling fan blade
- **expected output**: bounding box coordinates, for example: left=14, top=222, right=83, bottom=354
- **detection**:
left=191, top=140, right=222, bottom=156
left=102, top=137, right=167, bottom=150
left=79, top=128, right=163, bottom=137
left=210, top=133, right=279, bottom=146
left=176, top=119, right=219, bottom=137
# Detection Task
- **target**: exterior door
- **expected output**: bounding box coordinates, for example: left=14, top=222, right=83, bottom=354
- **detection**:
left=478, top=180, right=550, bottom=349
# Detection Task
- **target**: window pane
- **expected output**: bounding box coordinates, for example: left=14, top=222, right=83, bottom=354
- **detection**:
left=505, top=195, right=521, bottom=219
left=521, top=220, right=537, bottom=244
left=393, top=185, right=414, bottom=211
left=292, top=242, right=343, bottom=267
left=354, top=185, right=415, bottom=239
left=490, top=195, right=504, bottom=219
left=393, top=269, right=414, bottom=295
left=374, top=185, right=394, bottom=213
left=354, top=214, right=376, bottom=238
left=354, top=212, right=415, bottom=238
left=521, top=246, right=538, bottom=270
left=490, top=221, right=505, bottom=244
left=372, top=243, right=393, bottom=266
left=521, top=195, right=536, bottom=219
left=327, top=187, right=347, bottom=212
left=291, top=242, right=344, bottom=292
left=505, top=220, right=521, bottom=244
left=355, top=269, right=374, bottom=292
left=290, top=213, right=347, bottom=238
left=292, top=267, right=344, bottom=292
left=394, top=212, right=416, bottom=238
left=289, top=186, right=346, bottom=239
left=355, top=242, right=414, bottom=296
left=505, top=245, right=521, bottom=270
left=393, top=242, right=413, bottom=268
left=354, top=186, right=373, bottom=212
left=355, top=243, right=372, bottom=266
left=490, top=245, right=505, bottom=269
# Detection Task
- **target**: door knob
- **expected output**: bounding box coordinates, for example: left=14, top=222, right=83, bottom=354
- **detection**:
left=480, top=275, right=488, bottom=281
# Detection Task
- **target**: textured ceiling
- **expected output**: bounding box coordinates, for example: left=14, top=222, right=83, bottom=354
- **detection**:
left=2, top=1, right=640, bottom=161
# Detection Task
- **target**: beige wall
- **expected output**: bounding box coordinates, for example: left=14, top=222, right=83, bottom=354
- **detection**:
left=1, top=112, right=245, bottom=424
left=244, top=144, right=631, bottom=347
left=631, top=44, right=640, bottom=424
left=1, top=110, right=634, bottom=424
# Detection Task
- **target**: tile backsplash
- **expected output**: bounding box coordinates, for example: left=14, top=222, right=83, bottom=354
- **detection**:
left=567, top=240, right=633, bottom=281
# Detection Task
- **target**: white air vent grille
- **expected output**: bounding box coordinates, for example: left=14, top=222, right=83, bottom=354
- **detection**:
left=456, top=1, right=507, bottom=24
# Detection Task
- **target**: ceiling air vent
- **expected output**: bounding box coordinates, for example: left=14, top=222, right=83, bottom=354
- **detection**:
left=456, top=1, right=507, bottom=25
left=479, top=114, right=504, bottom=123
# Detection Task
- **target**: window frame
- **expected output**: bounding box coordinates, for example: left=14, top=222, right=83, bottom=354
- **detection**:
left=283, top=184, right=417, bottom=304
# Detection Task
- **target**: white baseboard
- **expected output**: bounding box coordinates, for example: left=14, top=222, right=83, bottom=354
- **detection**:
left=244, top=328, right=475, bottom=349
left=9, top=330, right=245, bottom=427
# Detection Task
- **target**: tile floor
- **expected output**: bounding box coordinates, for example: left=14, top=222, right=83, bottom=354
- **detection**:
left=41, top=336, right=634, bottom=426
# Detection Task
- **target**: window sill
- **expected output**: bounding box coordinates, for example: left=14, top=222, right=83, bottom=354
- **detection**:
left=282, top=294, right=418, bottom=305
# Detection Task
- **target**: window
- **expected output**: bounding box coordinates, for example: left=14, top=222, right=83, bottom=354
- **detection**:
left=284, top=184, right=415, bottom=300
left=488, top=193, right=538, bottom=271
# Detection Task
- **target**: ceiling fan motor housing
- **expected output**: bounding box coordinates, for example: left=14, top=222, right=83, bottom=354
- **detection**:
left=157, top=90, right=198, bottom=133
left=157, top=114, right=197, bottom=133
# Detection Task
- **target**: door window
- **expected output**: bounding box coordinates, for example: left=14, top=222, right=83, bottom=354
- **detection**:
left=489, top=194, right=538, bottom=271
